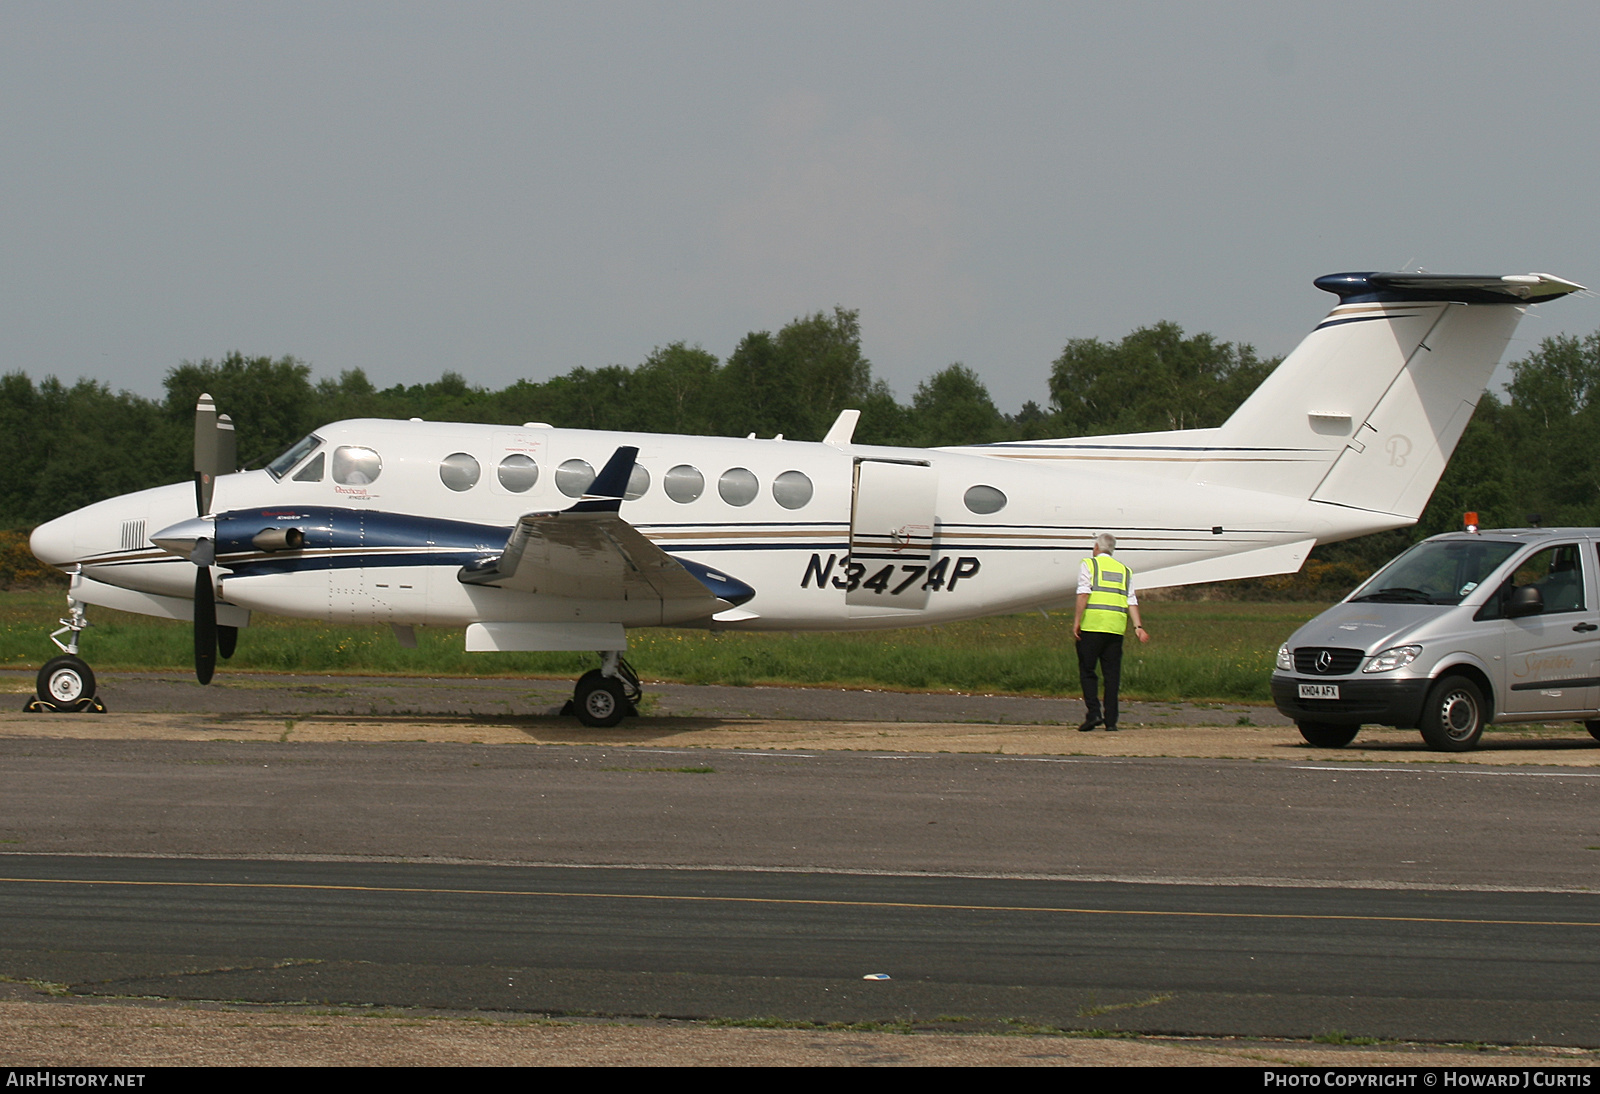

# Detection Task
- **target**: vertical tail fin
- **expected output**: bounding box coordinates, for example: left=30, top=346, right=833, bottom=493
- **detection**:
left=1207, top=272, right=1583, bottom=518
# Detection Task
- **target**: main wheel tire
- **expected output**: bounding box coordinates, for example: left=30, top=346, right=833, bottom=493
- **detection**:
left=1585, top=721, right=1600, bottom=743
left=37, top=655, right=95, bottom=711
left=573, top=669, right=628, bottom=728
left=1298, top=721, right=1358, bottom=748
left=1419, top=675, right=1487, bottom=752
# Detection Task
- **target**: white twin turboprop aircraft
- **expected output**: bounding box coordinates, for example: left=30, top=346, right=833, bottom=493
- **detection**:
left=25, top=271, right=1584, bottom=724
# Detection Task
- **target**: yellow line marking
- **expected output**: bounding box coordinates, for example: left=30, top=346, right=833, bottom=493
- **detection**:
left=1, top=876, right=1596, bottom=928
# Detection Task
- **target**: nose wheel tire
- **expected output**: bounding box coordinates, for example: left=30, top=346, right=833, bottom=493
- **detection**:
left=572, top=670, right=628, bottom=728
left=36, top=656, right=97, bottom=712
left=1419, top=675, right=1486, bottom=752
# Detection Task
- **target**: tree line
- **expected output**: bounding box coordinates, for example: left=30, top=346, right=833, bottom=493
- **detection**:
left=2, top=307, right=1596, bottom=591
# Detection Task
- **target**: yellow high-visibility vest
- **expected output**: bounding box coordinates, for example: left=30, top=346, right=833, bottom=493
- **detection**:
left=1081, top=555, right=1130, bottom=635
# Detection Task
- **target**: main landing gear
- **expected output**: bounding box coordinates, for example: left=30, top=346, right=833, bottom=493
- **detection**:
left=24, top=597, right=105, bottom=713
left=561, top=651, right=641, bottom=728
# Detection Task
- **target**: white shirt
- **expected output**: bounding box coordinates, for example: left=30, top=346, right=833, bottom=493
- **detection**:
left=1077, top=557, right=1138, bottom=604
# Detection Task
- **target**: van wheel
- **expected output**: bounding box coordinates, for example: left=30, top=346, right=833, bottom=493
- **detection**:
left=1297, top=721, right=1358, bottom=748
left=1419, top=675, right=1486, bottom=752
left=1585, top=721, right=1600, bottom=743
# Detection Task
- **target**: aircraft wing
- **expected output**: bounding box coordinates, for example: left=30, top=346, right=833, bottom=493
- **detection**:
left=457, top=446, right=752, bottom=611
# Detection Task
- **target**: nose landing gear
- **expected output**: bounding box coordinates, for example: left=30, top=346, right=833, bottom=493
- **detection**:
left=25, top=597, right=106, bottom=713
left=560, top=651, right=641, bottom=727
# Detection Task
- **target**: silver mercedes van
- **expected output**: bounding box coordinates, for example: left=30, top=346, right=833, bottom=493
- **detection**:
left=1271, top=528, right=1600, bottom=751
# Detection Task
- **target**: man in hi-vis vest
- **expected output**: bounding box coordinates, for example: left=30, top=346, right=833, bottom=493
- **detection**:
left=1072, top=533, right=1149, bottom=732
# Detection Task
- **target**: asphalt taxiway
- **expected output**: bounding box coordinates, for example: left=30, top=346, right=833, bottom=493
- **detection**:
left=3, top=854, right=1599, bottom=1046
left=3, top=671, right=1600, bottom=1049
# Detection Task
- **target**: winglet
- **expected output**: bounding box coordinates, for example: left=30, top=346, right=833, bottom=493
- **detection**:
left=824, top=409, right=860, bottom=447
left=569, top=446, right=639, bottom=513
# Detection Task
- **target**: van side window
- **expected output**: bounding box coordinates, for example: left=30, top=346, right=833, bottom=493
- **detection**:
left=1513, top=544, right=1585, bottom=614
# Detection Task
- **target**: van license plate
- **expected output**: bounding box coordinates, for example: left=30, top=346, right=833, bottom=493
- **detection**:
left=1299, top=684, right=1339, bottom=700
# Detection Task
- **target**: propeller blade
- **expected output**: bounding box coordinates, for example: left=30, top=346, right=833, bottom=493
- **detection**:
left=217, top=414, right=237, bottom=480
left=188, top=395, right=228, bottom=684
left=194, top=393, right=221, bottom=516
left=194, top=564, right=216, bottom=685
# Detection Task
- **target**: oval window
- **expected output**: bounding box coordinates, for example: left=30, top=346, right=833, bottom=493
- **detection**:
left=556, top=458, right=596, bottom=498
left=625, top=464, right=650, bottom=501
left=439, top=452, right=480, bottom=492
left=718, top=467, right=759, bottom=507
left=963, top=484, right=1007, bottom=514
left=772, top=470, right=813, bottom=510
left=497, top=453, right=539, bottom=493
left=664, top=464, right=704, bottom=503
left=332, top=446, right=382, bottom=485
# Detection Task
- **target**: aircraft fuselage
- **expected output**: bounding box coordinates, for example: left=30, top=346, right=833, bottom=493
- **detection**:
left=30, top=417, right=1330, bottom=634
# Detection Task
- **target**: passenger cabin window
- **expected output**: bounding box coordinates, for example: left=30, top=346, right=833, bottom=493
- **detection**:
left=625, top=465, right=650, bottom=501
left=497, top=454, right=539, bottom=492
left=556, top=458, right=596, bottom=498
left=718, top=467, right=758, bottom=507
left=267, top=434, right=322, bottom=480
left=664, top=464, right=704, bottom=503
left=292, top=452, right=325, bottom=482
left=439, top=453, right=480, bottom=492
left=772, top=470, right=813, bottom=510
left=332, top=446, right=382, bottom=485
left=964, top=485, right=1007, bottom=514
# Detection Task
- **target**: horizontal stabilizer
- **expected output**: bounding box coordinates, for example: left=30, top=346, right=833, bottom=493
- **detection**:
left=1314, top=271, right=1584, bottom=305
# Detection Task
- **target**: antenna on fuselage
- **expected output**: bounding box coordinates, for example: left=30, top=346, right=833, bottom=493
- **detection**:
left=824, top=409, right=860, bottom=447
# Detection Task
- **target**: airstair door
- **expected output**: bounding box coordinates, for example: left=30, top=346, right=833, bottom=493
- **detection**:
left=848, top=459, right=937, bottom=615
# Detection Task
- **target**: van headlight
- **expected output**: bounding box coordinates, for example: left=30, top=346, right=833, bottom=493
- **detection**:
left=1363, top=645, right=1421, bottom=673
left=1276, top=643, right=1293, bottom=671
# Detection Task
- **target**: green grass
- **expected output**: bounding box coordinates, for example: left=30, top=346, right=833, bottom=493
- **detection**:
left=0, top=591, right=1323, bottom=703
left=1312, top=1029, right=1384, bottom=1046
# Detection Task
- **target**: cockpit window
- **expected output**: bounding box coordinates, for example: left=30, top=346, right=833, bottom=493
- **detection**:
left=266, top=434, right=323, bottom=480
left=332, top=446, right=382, bottom=485
left=292, top=452, right=325, bottom=482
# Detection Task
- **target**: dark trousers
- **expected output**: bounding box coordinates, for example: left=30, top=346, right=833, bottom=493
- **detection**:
left=1076, top=630, right=1124, bottom=727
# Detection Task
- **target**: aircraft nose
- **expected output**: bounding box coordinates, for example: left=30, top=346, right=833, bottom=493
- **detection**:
left=29, top=514, right=78, bottom=567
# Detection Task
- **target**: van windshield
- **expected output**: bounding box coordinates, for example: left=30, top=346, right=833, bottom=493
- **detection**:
left=1349, top=539, right=1522, bottom=605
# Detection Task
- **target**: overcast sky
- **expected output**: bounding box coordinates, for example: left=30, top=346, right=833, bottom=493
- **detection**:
left=3, top=1, right=1596, bottom=416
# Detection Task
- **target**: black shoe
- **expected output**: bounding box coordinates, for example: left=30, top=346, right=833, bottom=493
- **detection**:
left=1077, top=718, right=1102, bottom=732
left=1104, top=724, right=1118, bottom=732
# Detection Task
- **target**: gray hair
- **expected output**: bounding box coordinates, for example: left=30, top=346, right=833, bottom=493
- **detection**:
left=1094, top=533, right=1117, bottom=553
